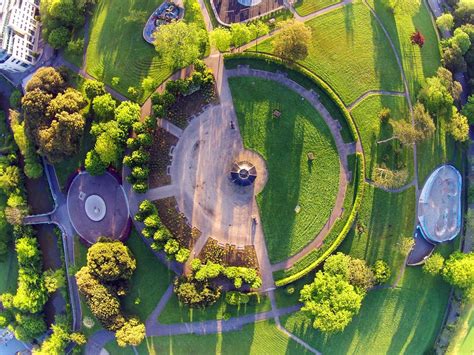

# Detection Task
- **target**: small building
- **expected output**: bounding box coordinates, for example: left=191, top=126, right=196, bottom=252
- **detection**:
left=0, top=0, right=41, bottom=72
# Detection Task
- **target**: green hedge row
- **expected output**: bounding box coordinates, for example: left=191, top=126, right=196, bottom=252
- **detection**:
left=275, top=152, right=365, bottom=286
left=223, top=52, right=359, bottom=143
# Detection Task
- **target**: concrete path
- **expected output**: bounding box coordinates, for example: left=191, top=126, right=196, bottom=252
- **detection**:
left=347, top=90, right=406, bottom=111
left=287, top=0, right=354, bottom=22
left=144, top=184, right=177, bottom=201
left=84, top=330, right=114, bottom=355
left=157, top=118, right=183, bottom=138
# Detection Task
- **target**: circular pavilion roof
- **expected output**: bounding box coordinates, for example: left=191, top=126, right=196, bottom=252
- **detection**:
left=67, top=172, right=130, bottom=244
left=230, top=161, right=257, bottom=186
left=237, top=0, right=262, bottom=6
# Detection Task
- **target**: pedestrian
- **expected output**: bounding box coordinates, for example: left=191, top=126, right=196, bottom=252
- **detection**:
left=230, top=120, right=235, bottom=130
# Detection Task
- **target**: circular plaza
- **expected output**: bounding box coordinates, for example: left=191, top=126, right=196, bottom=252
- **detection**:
left=67, top=171, right=130, bottom=244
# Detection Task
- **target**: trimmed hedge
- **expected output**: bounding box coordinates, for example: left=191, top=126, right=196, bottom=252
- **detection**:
left=275, top=152, right=365, bottom=286
left=223, top=52, right=359, bottom=143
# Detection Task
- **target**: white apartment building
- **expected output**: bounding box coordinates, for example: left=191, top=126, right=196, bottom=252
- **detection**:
left=0, top=0, right=40, bottom=72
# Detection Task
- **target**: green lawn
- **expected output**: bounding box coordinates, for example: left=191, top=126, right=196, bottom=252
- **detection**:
left=294, top=0, right=339, bottom=17
left=229, top=77, right=340, bottom=264
left=350, top=94, right=413, bottom=182
left=121, top=230, right=174, bottom=322
left=105, top=320, right=311, bottom=354
left=158, top=293, right=271, bottom=324
left=447, top=303, right=474, bottom=355
left=255, top=1, right=403, bottom=104
left=0, top=193, right=17, bottom=294
left=367, top=0, right=441, bottom=101
left=339, top=184, right=416, bottom=281
left=280, top=267, right=450, bottom=354
left=86, top=0, right=207, bottom=103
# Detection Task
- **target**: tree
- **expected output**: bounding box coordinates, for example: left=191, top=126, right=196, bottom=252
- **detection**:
left=436, top=13, right=454, bottom=31
left=442, top=44, right=467, bottom=73
left=154, top=22, right=206, bottom=69
left=115, top=101, right=141, bottom=128
left=413, top=102, right=435, bottom=139
left=436, top=67, right=462, bottom=102
left=442, top=252, right=474, bottom=291
left=372, top=260, right=391, bottom=284
left=273, top=20, right=312, bottom=62
left=84, top=80, right=106, bottom=100
left=9, top=90, right=21, bottom=109
left=399, top=237, right=415, bottom=255
left=48, top=26, right=70, bottom=49
left=323, top=252, right=351, bottom=279
left=451, top=28, right=471, bottom=54
left=115, top=318, right=145, bottom=347
left=141, top=76, right=158, bottom=93
left=454, top=0, right=474, bottom=26
left=300, top=271, right=363, bottom=333
left=410, top=30, right=425, bottom=48
left=25, top=67, right=65, bottom=95
left=448, top=109, right=469, bottom=142
left=33, top=317, right=70, bottom=354
left=348, top=258, right=374, bottom=292
left=423, top=253, right=445, bottom=276
left=86, top=240, right=136, bottom=282
left=230, top=23, right=251, bottom=47
left=462, top=94, right=474, bottom=124
left=173, top=277, right=222, bottom=308
left=210, top=27, right=232, bottom=52
left=419, top=76, right=454, bottom=116
left=93, top=93, right=116, bottom=120
left=13, top=313, right=47, bottom=341
left=85, top=150, right=107, bottom=175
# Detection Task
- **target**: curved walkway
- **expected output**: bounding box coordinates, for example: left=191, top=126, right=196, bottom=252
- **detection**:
left=226, top=66, right=352, bottom=272
left=347, top=90, right=406, bottom=111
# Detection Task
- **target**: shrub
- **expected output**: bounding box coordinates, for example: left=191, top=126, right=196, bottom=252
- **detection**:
left=225, top=291, right=250, bottom=306
left=372, top=260, right=391, bottom=284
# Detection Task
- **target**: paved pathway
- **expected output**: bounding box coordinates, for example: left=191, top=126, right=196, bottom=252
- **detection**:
left=286, top=0, right=354, bottom=22
left=157, top=118, right=183, bottom=138
left=144, top=184, right=177, bottom=201
left=347, top=90, right=406, bottom=111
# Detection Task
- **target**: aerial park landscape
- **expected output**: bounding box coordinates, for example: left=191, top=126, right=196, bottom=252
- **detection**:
left=0, top=0, right=472, bottom=354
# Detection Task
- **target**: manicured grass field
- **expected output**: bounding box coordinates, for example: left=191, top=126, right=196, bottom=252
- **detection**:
left=280, top=267, right=451, bottom=354
left=339, top=184, right=416, bottom=280
left=447, top=304, right=474, bottom=355
left=294, top=0, right=339, bottom=17
left=158, top=293, right=271, bottom=324
left=229, top=77, right=340, bottom=264
left=0, top=195, right=17, bottom=295
left=121, top=231, right=174, bottom=322
left=255, top=1, right=403, bottom=104
left=86, top=0, right=171, bottom=101
left=105, top=320, right=310, bottom=354
left=367, top=0, right=441, bottom=100
left=350, top=94, right=413, bottom=182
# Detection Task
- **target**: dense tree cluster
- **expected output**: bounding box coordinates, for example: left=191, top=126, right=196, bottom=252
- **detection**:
left=85, top=95, right=140, bottom=176
left=173, top=276, right=222, bottom=308
left=209, top=21, right=269, bottom=52
left=134, top=200, right=190, bottom=262
left=123, top=116, right=156, bottom=193
left=423, top=251, right=474, bottom=299
left=300, top=253, right=389, bottom=333
left=33, top=315, right=86, bottom=354
left=75, top=239, right=145, bottom=347
left=190, top=259, right=262, bottom=289
left=0, top=227, right=48, bottom=341
left=21, top=67, right=87, bottom=163
left=40, top=0, right=96, bottom=49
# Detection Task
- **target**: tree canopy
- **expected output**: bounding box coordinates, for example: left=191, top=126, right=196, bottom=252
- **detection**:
left=273, top=20, right=312, bottom=62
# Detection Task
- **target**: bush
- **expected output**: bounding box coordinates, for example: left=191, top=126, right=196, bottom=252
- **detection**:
left=48, top=27, right=71, bottom=49
left=225, top=291, right=250, bottom=306
left=9, top=90, right=21, bottom=109
left=423, top=253, right=445, bottom=276
left=372, top=260, right=391, bottom=284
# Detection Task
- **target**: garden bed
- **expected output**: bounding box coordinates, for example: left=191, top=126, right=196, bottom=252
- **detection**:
left=198, top=237, right=259, bottom=269
left=149, top=128, right=178, bottom=188
left=163, top=84, right=217, bottom=129
left=154, top=197, right=200, bottom=249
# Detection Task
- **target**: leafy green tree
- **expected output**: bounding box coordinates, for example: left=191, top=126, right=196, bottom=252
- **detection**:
left=93, top=93, right=116, bottom=121
left=48, top=26, right=70, bottom=49
left=436, top=13, right=454, bottom=31
left=115, top=318, right=145, bottom=347
left=348, top=259, right=374, bottom=292
left=454, top=0, right=474, bottom=26
left=87, top=240, right=136, bottom=282
left=300, top=271, right=363, bottom=333
left=175, top=248, right=190, bottom=263
left=141, top=76, right=158, bottom=93
left=84, top=80, right=106, bottom=100
left=423, top=253, right=445, bottom=276
left=173, top=277, right=222, bottom=308
left=25, top=67, right=66, bottom=95
left=449, top=108, right=469, bottom=142
left=273, top=20, right=312, bottom=62
left=451, top=28, right=471, bottom=54
left=442, top=252, right=474, bottom=291
left=33, top=317, right=70, bottom=354
left=115, top=101, right=140, bottom=128
left=154, top=22, right=206, bottom=69
left=419, top=76, right=454, bottom=116
left=442, top=44, right=466, bottom=73
left=462, top=94, right=474, bottom=124
left=85, top=150, right=107, bottom=175
left=230, top=23, right=251, bottom=47
left=210, top=27, right=232, bottom=52
left=9, top=90, right=21, bottom=109
left=323, top=252, right=351, bottom=279
left=13, top=313, right=47, bottom=341
left=372, top=260, right=391, bottom=284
